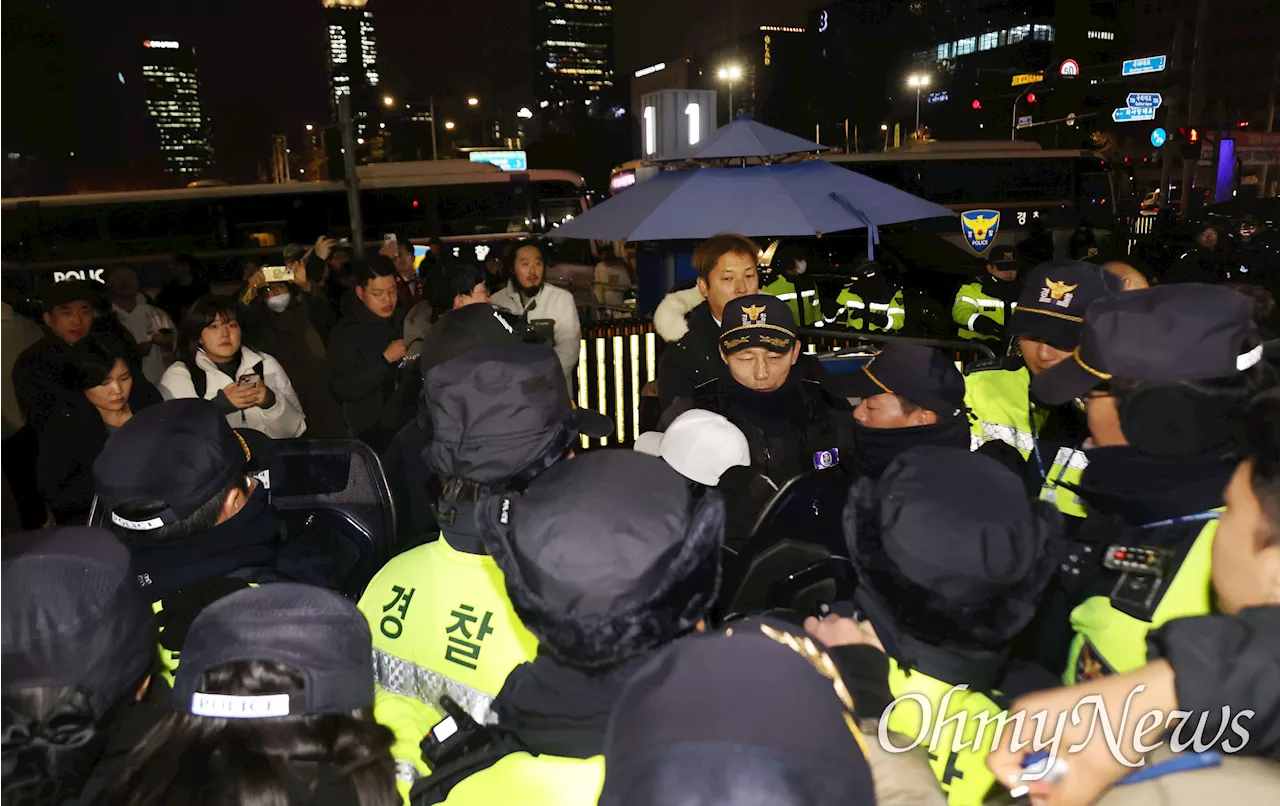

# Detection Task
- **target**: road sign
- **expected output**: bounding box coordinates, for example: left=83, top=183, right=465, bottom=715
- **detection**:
left=1011, top=73, right=1044, bottom=87
left=1122, top=55, right=1167, bottom=76
left=1151, top=127, right=1168, bottom=147
left=1060, top=59, right=1080, bottom=76
left=1126, top=92, right=1163, bottom=109
left=1017, top=115, right=1033, bottom=128
left=1066, top=113, right=1077, bottom=127
left=1113, top=106, right=1156, bottom=123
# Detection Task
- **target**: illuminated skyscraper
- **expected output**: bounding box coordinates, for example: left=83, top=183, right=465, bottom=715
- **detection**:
left=324, top=0, right=379, bottom=128
left=533, top=0, right=616, bottom=111
left=140, top=39, right=211, bottom=177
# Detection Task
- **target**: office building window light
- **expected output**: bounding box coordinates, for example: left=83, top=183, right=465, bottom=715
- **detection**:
left=954, top=36, right=976, bottom=55
left=978, top=31, right=999, bottom=51
left=937, top=42, right=951, bottom=60
left=1087, top=30, right=1115, bottom=40
left=1033, top=24, right=1054, bottom=42
left=1008, top=24, right=1030, bottom=44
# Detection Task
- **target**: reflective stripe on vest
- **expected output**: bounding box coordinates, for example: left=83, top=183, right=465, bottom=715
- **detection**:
left=885, top=661, right=1002, bottom=806
left=979, top=421, right=1036, bottom=455
left=372, top=648, right=498, bottom=726
left=1063, top=519, right=1218, bottom=685
left=1039, top=447, right=1089, bottom=518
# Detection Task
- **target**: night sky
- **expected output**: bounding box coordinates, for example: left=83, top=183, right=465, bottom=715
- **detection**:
left=43, top=0, right=820, bottom=181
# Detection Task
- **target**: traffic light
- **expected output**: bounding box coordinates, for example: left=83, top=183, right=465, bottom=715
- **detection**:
left=1025, top=92, right=1037, bottom=103
left=972, top=99, right=982, bottom=110
left=1177, top=127, right=1200, bottom=158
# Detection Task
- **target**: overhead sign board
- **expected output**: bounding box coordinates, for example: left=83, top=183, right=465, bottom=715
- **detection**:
left=468, top=150, right=528, bottom=171
left=1122, top=55, right=1167, bottom=76
left=1112, top=106, right=1156, bottom=123
left=1011, top=73, right=1045, bottom=87
left=1126, top=92, right=1163, bottom=109
left=1059, top=59, right=1080, bottom=76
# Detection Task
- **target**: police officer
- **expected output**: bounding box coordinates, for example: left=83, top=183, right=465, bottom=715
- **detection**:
left=359, top=304, right=612, bottom=797
left=409, top=450, right=725, bottom=805
left=952, top=245, right=1024, bottom=343
left=659, top=294, right=853, bottom=486
left=965, top=260, right=1123, bottom=520
left=834, top=341, right=971, bottom=480
left=1029, top=284, right=1276, bottom=684
left=93, top=398, right=345, bottom=686
left=761, top=244, right=823, bottom=328
left=846, top=446, right=1061, bottom=806
left=827, top=261, right=906, bottom=334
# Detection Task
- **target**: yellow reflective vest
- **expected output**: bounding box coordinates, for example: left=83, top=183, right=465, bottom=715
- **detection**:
left=1064, top=519, right=1218, bottom=685
left=359, top=536, right=539, bottom=800
left=834, top=287, right=905, bottom=332
left=964, top=365, right=1088, bottom=518
left=427, top=753, right=604, bottom=806
left=952, top=282, right=1009, bottom=341
left=762, top=274, right=822, bottom=327
left=886, top=662, right=1002, bottom=806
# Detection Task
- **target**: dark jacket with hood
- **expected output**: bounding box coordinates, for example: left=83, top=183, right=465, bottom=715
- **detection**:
left=327, top=302, right=411, bottom=450
left=656, top=300, right=722, bottom=412
left=13, top=323, right=150, bottom=433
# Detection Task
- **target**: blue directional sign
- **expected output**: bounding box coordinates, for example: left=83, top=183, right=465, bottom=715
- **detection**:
left=1113, top=106, right=1156, bottom=123
left=1122, top=55, right=1167, bottom=77
left=1126, top=92, right=1163, bottom=109
left=1151, top=127, right=1168, bottom=147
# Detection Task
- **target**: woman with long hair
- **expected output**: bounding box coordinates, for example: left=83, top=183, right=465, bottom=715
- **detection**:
left=158, top=295, right=307, bottom=439
left=102, top=584, right=398, bottom=806
left=37, top=338, right=161, bottom=524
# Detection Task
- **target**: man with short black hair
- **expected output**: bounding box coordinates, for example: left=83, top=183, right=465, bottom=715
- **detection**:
left=93, top=398, right=353, bottom=684
left=491, top=242, right=581, bottom=380
left=655, top=233, right=761, bottom=410
left=404, top=259, right=491, bottom=355
left=328, top=257, right=411, bottom=449
left=13, top=280, right=101, bottom=429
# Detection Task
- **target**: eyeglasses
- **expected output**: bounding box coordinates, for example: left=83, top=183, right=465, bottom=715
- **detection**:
left=1072, top=389, right=1113, bottom=412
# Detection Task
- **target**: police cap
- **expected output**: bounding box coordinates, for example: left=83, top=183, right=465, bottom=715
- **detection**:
left=1009, top=259, right=1124, bottom=351
left=599, top=617, right=876, bottom=806
left=479, top=450, right=724, bottom=669
left=173, top=584, right=373, bottom=719
left=2, top=527, right=155, bottom=709
left=92, top=399, right=271, bottom=532
left=719, top=294, right=797, bottom=355
left=828, top=341, right=965, bottom=418
left=1031, top=283, right=1261, bottom=406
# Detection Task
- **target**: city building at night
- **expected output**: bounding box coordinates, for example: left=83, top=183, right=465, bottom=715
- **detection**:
left=324, top=0, right=380, bottom=132
left=140, top=39, right=211, bottom=177
left=533, top=0, right=617, bottom=116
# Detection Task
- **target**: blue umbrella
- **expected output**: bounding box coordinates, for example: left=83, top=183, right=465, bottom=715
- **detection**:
left=553, top=160, right=955, bottom=257
left=686, top=116, right=827, bottom=160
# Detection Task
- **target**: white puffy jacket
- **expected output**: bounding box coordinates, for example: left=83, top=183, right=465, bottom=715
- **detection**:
left=158, top=346, right=307, bottom=439
left=491, top=281, right=581, bottom=379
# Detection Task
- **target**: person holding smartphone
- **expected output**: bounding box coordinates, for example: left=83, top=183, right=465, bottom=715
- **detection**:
left=158, top=295, right=306, bottom=439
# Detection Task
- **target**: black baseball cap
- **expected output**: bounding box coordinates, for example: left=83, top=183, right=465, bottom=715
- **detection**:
left=93, top=399, right=272, bottom=531
left=1031, top=284, right=1260, bottom=406
left=829, top=341, right=966, bottom=418
left=479, top=450, right=724, bottom=669
left=987, top=243, right=1021, bottom=266
left=845, top=446, right=1060, bottom=649
left=41, top=279, right=99, bottom=313
left=719, top=294, right=797, bottom=355
left=1009, top=260, right=1124, bottom=351
left=418, top=303, right=525, bottom=374
left=599, top=617, right=875, bottom=806
left=173, top=584, right=374, bottom=719
left=423, top=342, right=612, bottom=484
left=2, top=527, right=155, bottom=708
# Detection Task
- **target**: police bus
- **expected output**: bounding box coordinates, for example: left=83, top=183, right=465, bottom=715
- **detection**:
left=1, top=161, right=590, bottom=291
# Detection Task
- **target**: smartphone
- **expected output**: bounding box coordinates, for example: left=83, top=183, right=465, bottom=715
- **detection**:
left=261, top=265, right=292, bottom=283
left=237, top=374, right=262, bottom=389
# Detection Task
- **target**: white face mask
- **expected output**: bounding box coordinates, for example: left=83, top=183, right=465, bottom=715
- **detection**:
left=266, top=293, right=291, bottom=312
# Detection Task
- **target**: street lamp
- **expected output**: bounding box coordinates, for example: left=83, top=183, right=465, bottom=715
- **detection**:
left=467, top=96, right=480, bottom=107
left=717, top=64, right=743, bottom=118
left=880, top=123, right=889, bottom=151
left=907, top=74, right=930, bottom=136
left=516, top=107, right=534, bottom=119
left=383, top=95, right=395, bottom=107
left=444, top=121, right=456, bottom=130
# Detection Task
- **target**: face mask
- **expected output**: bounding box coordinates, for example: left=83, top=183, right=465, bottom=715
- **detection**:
left=266, top=293, right=291, bottom=312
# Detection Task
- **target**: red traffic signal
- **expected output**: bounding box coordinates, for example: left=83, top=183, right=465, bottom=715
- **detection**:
left=1025, top=92, right=1037, bottom=103
left=972, top=99, right=982, bottom=110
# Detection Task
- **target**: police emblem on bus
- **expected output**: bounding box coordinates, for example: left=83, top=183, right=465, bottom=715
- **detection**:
left=1040, top=278, right=1078, bottom=308
left=741, top=304, right=768, bottom=325
left=960, top=209, right=1001, bottom=254
left=813, top=449, right=839, bottom=470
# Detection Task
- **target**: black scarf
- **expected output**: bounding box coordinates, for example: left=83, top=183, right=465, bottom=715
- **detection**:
left=982, top=272, right=1024, bottom=304
left=492, top=650, right=649, bottom=759
left=1072, top=446, right=1234, bottom=525
left=722, top=370, right=804, bottom=432
left=851, top=415, right=971, bottom=479
left=128, top=485, right=281, bottom=600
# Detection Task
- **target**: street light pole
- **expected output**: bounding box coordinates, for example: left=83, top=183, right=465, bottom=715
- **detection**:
left=430, top=97, right=439, bottom=160
left=907, top=74, right=930, bottom=138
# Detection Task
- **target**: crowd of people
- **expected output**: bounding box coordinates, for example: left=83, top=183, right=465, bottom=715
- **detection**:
left=2, top=223, right=1279, bottom=806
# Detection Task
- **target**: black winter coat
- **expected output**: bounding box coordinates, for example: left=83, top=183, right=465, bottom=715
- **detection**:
left=656, top=303, right=722, bottom=412
left=326, top=303, right=410, bottom=450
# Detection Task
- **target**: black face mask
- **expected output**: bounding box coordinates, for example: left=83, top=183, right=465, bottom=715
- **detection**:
left=851, top=416, right=971, bottom=479
left=722, top=367, right=802, bottom=423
